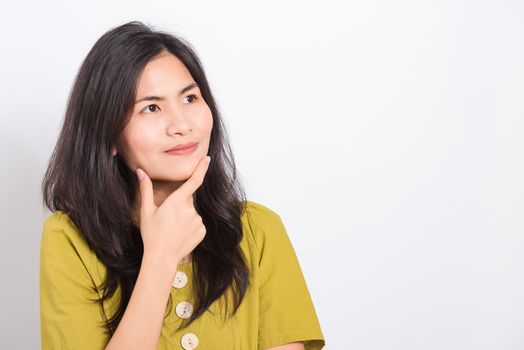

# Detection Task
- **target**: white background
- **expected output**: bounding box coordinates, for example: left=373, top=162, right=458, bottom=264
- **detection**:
left=1, top=0, right=523, bottom=349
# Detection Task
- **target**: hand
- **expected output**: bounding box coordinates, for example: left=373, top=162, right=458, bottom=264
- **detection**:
left=135, top=155, right=211, bottom=268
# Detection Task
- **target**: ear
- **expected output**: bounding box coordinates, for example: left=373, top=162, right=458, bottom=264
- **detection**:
left=112, top=146, right=117, bottom=157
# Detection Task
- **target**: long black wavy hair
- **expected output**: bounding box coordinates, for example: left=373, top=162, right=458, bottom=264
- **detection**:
left=41, top=20, right=250, bottom=336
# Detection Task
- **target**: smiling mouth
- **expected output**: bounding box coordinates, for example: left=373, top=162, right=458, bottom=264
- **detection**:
left=165, top=142, right=198, bottom=152
left=165, top=143, right=198, bottom=155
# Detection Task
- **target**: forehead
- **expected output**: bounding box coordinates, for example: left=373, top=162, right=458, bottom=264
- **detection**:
left=136, top=53, right=194, bottom=93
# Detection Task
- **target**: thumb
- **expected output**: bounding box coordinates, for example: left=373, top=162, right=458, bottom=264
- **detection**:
left=136, top=167, right=155, bottom=220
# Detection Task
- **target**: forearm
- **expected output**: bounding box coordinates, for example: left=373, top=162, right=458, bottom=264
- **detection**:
left=105, top=256, right=177, bottom=350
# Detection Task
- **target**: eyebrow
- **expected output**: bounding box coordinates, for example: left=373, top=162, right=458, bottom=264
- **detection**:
left=135, top=83, right=199, bottom=104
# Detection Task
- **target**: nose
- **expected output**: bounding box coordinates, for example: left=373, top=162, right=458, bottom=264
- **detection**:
left=165, top=106, right=191, bottom=136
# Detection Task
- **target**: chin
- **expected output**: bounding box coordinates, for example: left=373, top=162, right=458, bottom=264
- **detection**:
left=152, top=175, right=190, bottom=183
left=160, top=168, right=197, bottom=182
left=149, top=155, right=205, bottom=180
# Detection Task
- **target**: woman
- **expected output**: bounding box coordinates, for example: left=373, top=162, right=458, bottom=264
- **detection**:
left=40, top=21, right=325, bottom=350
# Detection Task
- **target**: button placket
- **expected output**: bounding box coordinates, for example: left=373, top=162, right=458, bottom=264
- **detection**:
left=172, top=266, right=199, bottom=349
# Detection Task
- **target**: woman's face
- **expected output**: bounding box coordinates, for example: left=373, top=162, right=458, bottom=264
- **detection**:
left=114, top=52, right=213, bottom=185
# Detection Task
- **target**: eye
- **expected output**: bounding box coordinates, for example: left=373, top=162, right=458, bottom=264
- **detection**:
left=141, top=104, right=160, bottom=113
left=183, top=94, right=198, bottom=104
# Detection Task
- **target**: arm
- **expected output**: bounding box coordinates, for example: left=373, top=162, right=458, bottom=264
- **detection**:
left=104, top=256, right=178, bottom=350
left=265, top=342, right=305, bottom=350
left=108, top=157, right=209, bottom=349
left=246, top=201, right=326, bottom=350
left=40, top=224, right=112, bottom=349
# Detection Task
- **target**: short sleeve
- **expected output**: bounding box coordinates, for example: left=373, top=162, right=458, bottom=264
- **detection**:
left=40, top=211, right=110, bottom=350
left=246, top=202, right=326, bottom=350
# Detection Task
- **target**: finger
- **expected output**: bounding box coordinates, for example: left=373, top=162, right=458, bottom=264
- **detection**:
left=136, top=167, right=156, bottom=219
left=171, top=156, right=211, bottom=201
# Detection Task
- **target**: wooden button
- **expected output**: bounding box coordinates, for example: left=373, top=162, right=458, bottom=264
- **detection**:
left=172, top=271, right=188, bottom=288
left=181, top=332, right=199, bottom=349
left=176, top=301, right=193, bottom=319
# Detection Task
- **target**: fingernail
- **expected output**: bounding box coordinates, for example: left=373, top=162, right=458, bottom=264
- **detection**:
left=136, top=168, right=145, bottom=180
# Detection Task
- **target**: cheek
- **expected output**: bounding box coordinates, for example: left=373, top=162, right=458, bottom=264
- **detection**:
left=121, top=123, right=159, bottom=159
left=200, top=106, right=213, bottom=134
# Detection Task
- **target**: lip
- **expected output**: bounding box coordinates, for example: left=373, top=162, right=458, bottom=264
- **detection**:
left=165, top=142, right=198, bottom=155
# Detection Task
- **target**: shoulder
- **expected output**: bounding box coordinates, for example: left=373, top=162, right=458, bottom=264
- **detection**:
left=241, top=200, right=285, bottom=240
left=240, top=200, right=291, bottom=254
left=43, top=210, right=78, bottom=233
left=41, top=210, right=86, bottom=247
left=242, top=200, right=282, bottom=225
left=40, top=210, right=95, bottom=268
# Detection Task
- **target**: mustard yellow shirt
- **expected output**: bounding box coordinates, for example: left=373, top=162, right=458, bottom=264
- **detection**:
left=40, top=200, right=325, bottom=349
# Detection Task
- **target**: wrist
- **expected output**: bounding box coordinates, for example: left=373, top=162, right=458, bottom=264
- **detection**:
left=141, top=253, right=179, bottom=276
